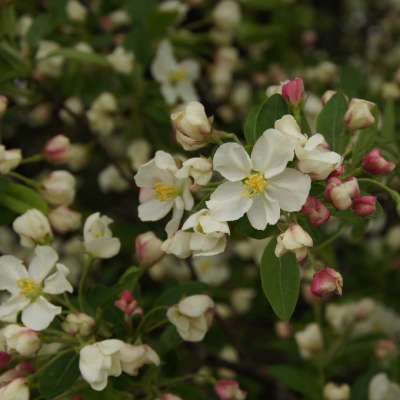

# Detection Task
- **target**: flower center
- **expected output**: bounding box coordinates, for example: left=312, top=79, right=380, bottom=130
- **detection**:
left=154, top=182, right=179, bottom=202
left=17, top=278, right=41, bottom=299
left=244, top=173, right=267, bottom=197
left=169, top=69, right=187, bottom=84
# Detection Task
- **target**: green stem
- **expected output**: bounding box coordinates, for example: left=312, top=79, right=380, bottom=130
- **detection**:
left=8, top=171, right=41, bottom=189
left=20, top=154, right=44, bottom=165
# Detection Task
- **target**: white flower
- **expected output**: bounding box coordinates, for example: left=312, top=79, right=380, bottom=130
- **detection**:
left=41, top=170, right=76, bottom=206
left=2, top=324, right=41, bottom=356
left=275, top=224, right=313, bottom=262
left=0, top=246, right=73, bottom=330
left=108, top=10, right=131, bottom=28
left=79, top=339, right=124, bottom=391
left=207, top=131, right=311, bottom=230
left=345, top=98, right=375, bottom=131
left=151, top=40, right=199, bottom=105
left=13, top=209, right=53, bottom=248
left=295, top=323, right=323, bottom=359
left=134, top=151, right=194, bottom=237
left=135, top=231, right=164, bottom=266
left=119, top=343, right=160, bottom=376
left=127, top=139, right=151, bottom=171
left=98, top=165, right=129, bottom=193
left=369, top=373, right=400, bottom=400
left=107, top=46, right=135, bottom=75
left=230, top=288, right=256, bottom=314
left=159, top=0, right=188, bottom=19
left=171, top=102, right=213, bottom=151
left=212, top=0, right=241, bottom=31
left=0, top=378, right=29, bottom=400
left=323, top=382, right=350, bottom=400
left=176, top=157, right=213, bottom=185
left=66, top=0, right=87, bottom=22
left=193, top=255, right=230, bottom=286
left=87, top=92, right=117, bottom=136
left=167, top=295, right=214, bottom=342
left=35, top=41, right=64, bottom=78
left=59, top=96, right=84, bottom=124
left=48, top=206, right=82, bottom=234
left=161, top=230, right=193, bottom=259
left=296, top=135, right=343, bottom=180
left=274, top=115, right=307, bottom=145
left=62, top=313, right=95, bottom=336
left=0, top=145, right=22, bottom=174
left=182, top=209, right=230, bottom=257
left=83, top=212, right=121, bottom=259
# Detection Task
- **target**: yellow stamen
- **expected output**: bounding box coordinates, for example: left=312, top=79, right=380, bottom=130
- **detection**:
left=169, top=69, right=187, bottom=84
left=17, top=278, right=41, bottom=299
left=154, top=182, right=179, bottom=202
left=244, top=173, right=267, bottom=197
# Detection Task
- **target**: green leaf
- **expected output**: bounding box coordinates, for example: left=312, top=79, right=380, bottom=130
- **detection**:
left=339, top=65, right=366, bottom=98
left=0, top=5, right=16, bottom=38
left=46, top=48, right=110, bottom=66
left=157, top=325, right=182, bottom=355
left=260, top=238, right=300, bottom=320
left=316, top=92, right=348, bottom=153
left=39, top=351, right=80, bottom=399
left=26, top=14, right=56, bottom=46
left=0, top=178, right=48, bottom=215
left=244, top=94, right=288, bottom=145
left=351, top=124, right=377, bottom=169
left=268, top=365, right=322, bottom=400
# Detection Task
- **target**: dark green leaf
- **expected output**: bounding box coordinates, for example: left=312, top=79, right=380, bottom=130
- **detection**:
left=316, top=92, right=348, bottom=153
left=157, top=325, right=182, bottom=355
left=244, top=94, right=288, bottom=145
left=39, top=351, right=80, bottom=399
left=351, top=124, right=377, bottom=169
left=0, top=5, right=16, bottom=38
left=260, top=238, right=300, bottom=320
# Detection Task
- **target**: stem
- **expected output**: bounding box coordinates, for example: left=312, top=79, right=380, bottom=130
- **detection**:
left=20, top=154, right=44, bottom=165
left=8, top=171, right=41, bottom=189
left=79, top=254, right=94, bottom=311
left=358, top=178, right=400, bottom=204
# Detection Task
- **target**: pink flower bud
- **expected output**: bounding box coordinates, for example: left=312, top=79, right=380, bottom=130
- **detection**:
left=302, top=197, right=330, bottom=227
left=215, top=380, right=247, bottom=400
left=115, top=290, right=143, bottom=317
left=325, top=177, right=359, bottom=210
left=43, top=134, right=71, bottom=164
left=282, top=78, right=304, bottom=105
left=352, top=195, right=376, bottom=217
left=345, top=98, right=375, bottom=130
left=310, top=268, right=343, bottom=297
left=362, top=148, right=395, bottom=175
left=135, top=231, right=164, bottom=267
left=0, top=352, right=11, bottom=369
left=329, top=165, right=345, bottom=178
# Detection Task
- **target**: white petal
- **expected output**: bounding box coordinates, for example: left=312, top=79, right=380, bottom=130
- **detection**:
left=134, top=158, right=174, bottom=188
left=178, top=294, right=214, bottom=318
left=182, top=210, right=205, bottom=230
left=154, top=151, right=178, bottom=173
left=181, top=180, right=194, bottom=210
left=206, top=181, right=252, bottom=221
left=21, top=296, right=61, bottom=330
left=191, top=233, right=226, bottom=257
left=0, top=295, right=30, bottom=320
left=274, top=114, right=306, bottom=144
left=199, top=214, right=230, bottom=234
left=165, top=199, right=184, bottom=237
left=28, top=246, right=58, bottom=284
left=247, top=194, right=280, bottom=230
left=161, top=83, right=178, bottom=105
left=268, top=168, right=311, bottom=212
left=97, top=339, right=124, bottom=355
left=180, top=59, right=200, bottom=80
left=138, top=199, right=173, bottom=221
left=251, top=129, right=295, bottom=178
left=177, top=81, right=198, bottom=103
left=151, top=40, right=177, bottom=82
left=43, top=264, right=73, bottom=294
left=213, top=143, right=252, bottom=181
left=85, top=237, right=121, bottom=259
left=0, top=256, right=28, bottom=294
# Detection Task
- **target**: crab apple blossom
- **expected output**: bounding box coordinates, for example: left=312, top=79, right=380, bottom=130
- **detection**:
left=207, top=130, right=311, bottom=230
left=369, top=373, right=400, bottom=400
left=352, top=195, right=377, bottom=217
left=87, top=92, right=117, bottom=136
left=0, top=145, right=22, bottom=174
left=83, top=212, right=121, bottom=259
left=274, top=114, right=307, bottom=145
left=325, top=177, right=360, bottom=210
left=0, top=378, right=29, bottom=400
left=119, top=343, right=160, bottom=376
left=302, top=196, right=330, bottom=226
left=127, top=139, right=151, bottom=171
left=310, top=268, right=343, bottom=297
left=161, top=230, right=193, bottom=258
left=2, top=324, right=41, bottom=357
left=323, top=382, right=350, bottom=400
left=362, top=148, right=396, bottom=175
left=295, top=323, right=323, bottom=359
left=134, top=151, right=194, bottom=237
left=48, top=206, right=81, bottom=234
left=167, top=294, right=214, bottom=342
left=135, top=231, right=164, bottom=266
left=345, top=98, right=376, bottom=130
left=151, top=40, right=199, bottom=105
left=66, top=0, right=87, bottom=22
left=171, top=102, right=213, bottom=151
left=176, top=157, right=213, bottom=185
left=275, top=224, right=313, bottom=262
left=41, top=170, right=76, bottom=206
left=98, top=165, right=129, bottom=193
left=212, top=0, right=241, bottom=31
left=215, top=380, right=247, bottom=400
left=282, top=78, right=304, bottom=105
left=0, top=246, right=73, bottom=330
left=107, top=46, right=135, bottom=75
left=62, top=313, right=95, bottom=336
left=114, top=291, right=143, bottom=318
left=13, top=209, right=53, bottom=248
left=43, top=134, right=71, bottom=164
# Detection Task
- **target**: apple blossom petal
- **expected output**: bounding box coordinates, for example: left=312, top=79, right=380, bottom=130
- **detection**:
left=178, top=294, right=214, bottom=318
left=97, top=339, right=124, bottom=355
left=247, top=194, right=280, bottom=230
left=134, top=159, right=174, bottom=188
left=43, top=264, right=73, bottom=294
left=151, top=40, right=177, bottom=82
left=251, top=129, right=295, bottom=178
left=85, top=237, right=121, bottom=259
left=0, top=256, right=28, bottom=294
left=180, top=59, right=200, bottom=80
left=154, top=151, right=178, bottom=173
left=138, top=199, right=174, bottom=221
left=268, top=168, right=311, bottom=211
left=206, top=181, right=252, bottom=221
left=21, top=296, right=61, bottom=330
left=28, top=246, right=58, bottom=284
left=0, top=295, right=30, bottom=320
left=165, top=199, right=184, bottom=237
left=213, top=143, right=252, bottom=181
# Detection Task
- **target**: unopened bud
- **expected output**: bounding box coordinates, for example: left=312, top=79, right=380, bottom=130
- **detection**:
left=115, top=290, right=143, bottom=318
left=215, top=380, right=247, bottom=400
left=62, top=313, right=95, bottom=336
left=302, top=196, right=330, bottom=227
left=275, top=224, right=313, bottom=262
left=345, top=98, right=375, bottom=130
left=43, top=134, right=71, bottom=164
left=310, top=268, right=343, bottom=297
left=362, top=148, right=395, bottom=175
left=282, top=78, right=304, bottom=106
left=352, top=196, right=376, bottom=217
left=135, top=231, right=164, bottom=266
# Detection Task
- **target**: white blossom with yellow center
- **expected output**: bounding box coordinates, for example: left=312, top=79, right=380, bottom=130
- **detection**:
left=207, top=129, right=311, bottom=230
left=135, top=151, right=194, bottom=237
left=0, top=246, right=73, bottom=330
left=151, top=40, right=199, bottom=105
